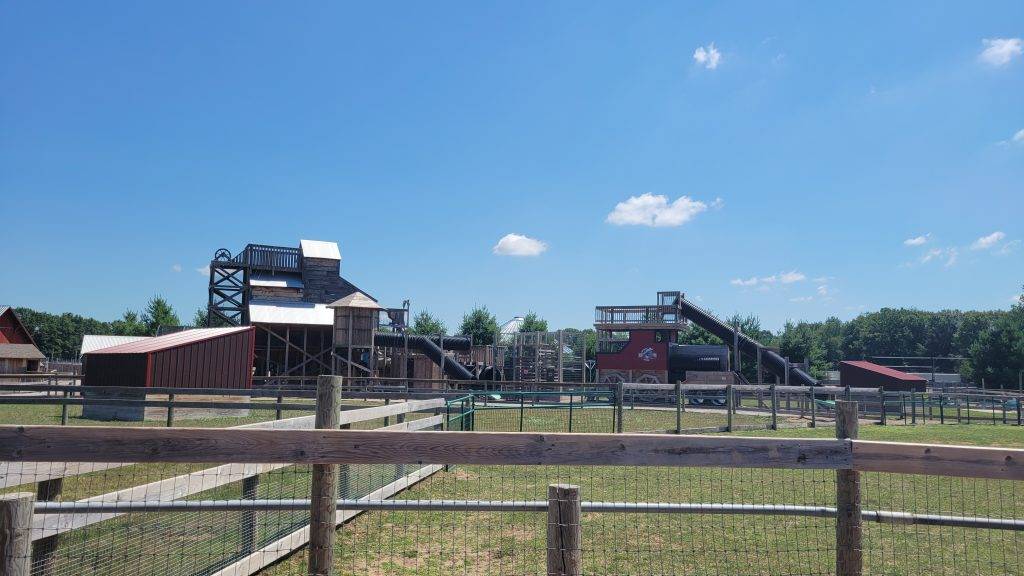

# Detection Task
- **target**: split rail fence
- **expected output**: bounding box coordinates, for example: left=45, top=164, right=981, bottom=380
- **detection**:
left=1, top=377, right=1023, bottom=575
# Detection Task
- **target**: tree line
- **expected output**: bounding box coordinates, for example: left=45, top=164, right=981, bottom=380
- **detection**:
left=15, top=297, right=203, bottom=359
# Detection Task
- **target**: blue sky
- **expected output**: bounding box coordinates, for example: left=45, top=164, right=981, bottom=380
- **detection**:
left=1, top=2, right=1021, bottom=331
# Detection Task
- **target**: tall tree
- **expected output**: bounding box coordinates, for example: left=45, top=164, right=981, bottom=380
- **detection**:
left=409, top=310, right=447, bottom=335
left=111, top=310, right=148, bottom=337
left=459, top=305, right=499, bottom=345
left=519, top=312, right=548, bottom=333
left=192, top=307, right=209, bottom=328
left=141, top=296, right=180, bottom=335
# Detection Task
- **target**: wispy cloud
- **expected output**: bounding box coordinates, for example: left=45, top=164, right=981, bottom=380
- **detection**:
left=196, top=265, right=210, bottom=276
left=492, top=233, right=548, bottom=257
left=903, top=234, right=930, bottom=246
left=730, top=270, right=807, bottom=288
left=972, top=231, right=1006, bottom=250
left=171, top=264, right=182, bottom=273
left=979, top=38, right=1022, bottom=67
left=606, top=193, right=711, bottom=227
left=1014, top=129, right=1024, bottom=143
left=789, top=296, right=813, bottom=303
left=693, top=43, right=722, bottom=70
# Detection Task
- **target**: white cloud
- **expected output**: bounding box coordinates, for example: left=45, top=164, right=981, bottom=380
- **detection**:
left=789, top=296, right=814, bottom=303
left=1014, top=129, right=1024, bottom=143
left=997, top=239, right=1021, bottom=255
left=972, top=231, right=1006, bottom=250
left=171, top=264, right=182, bottom=273
left=903, top=234, right=930, bottom=246
left=196, top=265, right=210, bottom=276
left=944, top=248, right=959, bottom=267
left=730, top=270, right=807, bottom=289
left=710, top=197, right=725, bottom=210
left=693, top=43, right=722, bottom=70
left=817, top=285, right=829, bottom=296
left=980, top=38, right=1023, bottom=67
left=730, top=277, right=760, bottom=287
left=778, top=270, right=806, bottom=284
left=606, top=193, right=709, bottom=227
left=920, top=248, right=943, bottom=263
left=492, top=233, right=548, bottom=257
left=918, top=247, right=958, bottom=267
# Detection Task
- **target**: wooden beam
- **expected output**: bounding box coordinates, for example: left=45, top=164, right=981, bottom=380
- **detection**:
left=852, top=440, right=1024, bottom=480
left=0, top=427, right=851, bottom=469
left=0, top=492, right=33, bottom=576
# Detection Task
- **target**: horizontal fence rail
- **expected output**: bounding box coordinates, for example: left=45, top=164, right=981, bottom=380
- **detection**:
left=2, top=427, right=1023, bottom=480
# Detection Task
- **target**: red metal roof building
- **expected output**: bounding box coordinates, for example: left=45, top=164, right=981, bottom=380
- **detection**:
left=82, top=327, right=255, bottom=389
left=839, top=360, right=927, bottom=392
left=0, top=306, right=45, bottom=373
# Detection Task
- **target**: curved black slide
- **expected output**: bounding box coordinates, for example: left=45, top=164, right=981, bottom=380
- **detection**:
left=374, top=333, right=475, bottom=380
left=678, top=298, right=818, bottom=387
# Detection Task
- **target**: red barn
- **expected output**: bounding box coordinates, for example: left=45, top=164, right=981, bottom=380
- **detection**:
left=839, top=361, right=927, bottom=392
left=0, top=306, right=45, bottom=373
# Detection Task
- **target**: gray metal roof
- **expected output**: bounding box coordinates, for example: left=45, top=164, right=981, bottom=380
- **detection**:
left=249, top=299, right=334, bottom=326
left=299, top=239, right=341, bottom=260
left=250, top=271, right=304, bottom=289
left=79, top=335, right=152, bottom=357
left=0, top=344, right=45, bottom=360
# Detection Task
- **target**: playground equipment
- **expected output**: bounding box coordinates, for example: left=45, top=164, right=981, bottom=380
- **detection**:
left=594, top=291, right=819, bottom=388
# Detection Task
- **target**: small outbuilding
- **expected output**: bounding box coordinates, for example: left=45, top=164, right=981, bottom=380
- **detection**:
left=839, top=360, right=927, bottom=392
left=82, top=326, right=255, bottom=389
left=0, top=306, right=45, bottom=373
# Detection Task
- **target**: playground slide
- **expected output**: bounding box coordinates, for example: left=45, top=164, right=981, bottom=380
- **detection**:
left=373, top=333, right=475, bottom=380
left=678, top=298, right=818, bottom=387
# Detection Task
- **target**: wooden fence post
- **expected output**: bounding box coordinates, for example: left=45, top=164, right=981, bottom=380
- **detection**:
left=615, top=383, right=624, bottom=434
left=0, top=492, right=34, bottom=576
left=60, top=390, right=69, bottom=426
left=809, top=387, right=816, bottom=428
left=726, top=384, right=734, bottom=432
left=166, top=393, right=176, bottom=428
left=770, top=384, right=778, bottom=431
left=31, top=479, right=62, bottom=576
left=546, top=484, right=582, bottom=576
left=241, top=475, right=260, bottom=555
left=675, top=381, right=682, bottom=434
left=835, top=401, right=862, bottom=576
left=308, top=375, right=341, bottom=576
left=878, top=389, right=886, bottom=426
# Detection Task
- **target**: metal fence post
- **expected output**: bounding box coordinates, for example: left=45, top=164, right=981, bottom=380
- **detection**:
left=546, top=484, right=582, bottom=576
left=308, top=375, right=341, bottom=576
left=835, top=401, right=862, bottom=576
left=770, top=384, right=778, bottom=431
left=0, top=492, right=34, bottom=576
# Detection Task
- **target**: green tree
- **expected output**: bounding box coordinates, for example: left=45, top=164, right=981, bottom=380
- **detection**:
left=409, top=310, right=447, bottom=335
left=111, top=310, right=148, bottom=336
left=14, top=308, right=111, bottom=358
left=192, top=307, right=209, bottom=328
left=459, top=305, right=499, bottom=345
left=519, top=312, right=548, bottom=333
left=141, top=296, right=180, bottom=335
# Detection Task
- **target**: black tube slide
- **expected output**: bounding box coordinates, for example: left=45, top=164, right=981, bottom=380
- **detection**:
left=678, top=298, right=818, bottom=387
left=374, top=333, right=475, bottom=380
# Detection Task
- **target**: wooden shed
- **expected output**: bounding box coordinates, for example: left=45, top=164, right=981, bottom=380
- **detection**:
left=328, top=291, right=382, bottom=376
left=839, top=360, right=927, bottom=392
left=82, top=327, right=255, bottom=389
left=0, top=306, right=45, bottom=373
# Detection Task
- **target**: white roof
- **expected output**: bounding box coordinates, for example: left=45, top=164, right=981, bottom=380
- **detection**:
left=79, top=335, right=151, bottom=357
left=249, top=299, right=334, bottom=326
left=250, top=271, right=304, bottom=289
left=300, top=239, right=341, bottom=260
left=499, top=317, right=525, bottom=335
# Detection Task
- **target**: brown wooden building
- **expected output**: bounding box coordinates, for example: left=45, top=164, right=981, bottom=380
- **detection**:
left=0, top=306, right=45, bottom=373
left=839, top=360, right=927, bottom=392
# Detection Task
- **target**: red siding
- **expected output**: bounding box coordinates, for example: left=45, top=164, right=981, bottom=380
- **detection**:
left=596, top=330, right=670, bottom=371
left=0, top=309, right=34, bottom=345
left=84, top=327, right=254, bottom=389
